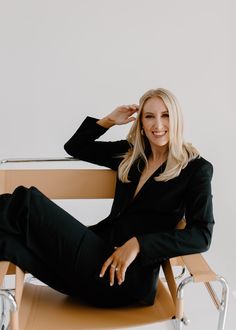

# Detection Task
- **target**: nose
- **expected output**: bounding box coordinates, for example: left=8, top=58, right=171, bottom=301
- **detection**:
left=154, top=116, right=164, bottom=130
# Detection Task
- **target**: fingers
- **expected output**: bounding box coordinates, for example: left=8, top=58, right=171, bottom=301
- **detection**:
left=99, top=257, right=118, bottom=286
left=99, top=238, right=139, bottom=286
left=99, top=257, right=112, bottom=279
left=119, top=104, right=138, bottom=114
left=124, top=104, right=139, bottom=110
left=122, top=104, right=139, bottom=124
left=110, top=264, right=119, bottom=286
left=107, top=104, right=138, bottom=126
left=99, top=257, right=126, bottom=286
left=116, top=264, right=126, bottom=285
left=123, top=104, right=139, bottom=116
left=110, top=263, right=126, bottom=286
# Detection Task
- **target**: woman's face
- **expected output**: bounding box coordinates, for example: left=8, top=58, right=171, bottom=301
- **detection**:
left=141, top=96, right=169, bottom=151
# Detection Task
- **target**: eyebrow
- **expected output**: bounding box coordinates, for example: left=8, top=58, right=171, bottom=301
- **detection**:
left=143, top=110, right=169, bottom=115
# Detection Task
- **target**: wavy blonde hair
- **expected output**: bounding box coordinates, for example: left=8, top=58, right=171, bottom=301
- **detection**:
left=118, top=88, right=199, bottom=182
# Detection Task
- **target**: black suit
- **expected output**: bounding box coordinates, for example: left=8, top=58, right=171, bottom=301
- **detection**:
left=0, top=116, right=214, bottom=308
left=64, top=116, right=214, bottom=266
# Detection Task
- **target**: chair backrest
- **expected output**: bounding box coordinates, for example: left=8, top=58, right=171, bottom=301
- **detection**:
left=0, top=167, right=187, bottom=230
left=0, top=168, right=117, bottom=199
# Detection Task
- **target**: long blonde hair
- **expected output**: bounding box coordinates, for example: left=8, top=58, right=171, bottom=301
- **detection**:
left=118, top=88, right=199, bottom=182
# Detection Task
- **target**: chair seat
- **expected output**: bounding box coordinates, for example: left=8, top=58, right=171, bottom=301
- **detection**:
left=19, top=280, right=175, bottom=330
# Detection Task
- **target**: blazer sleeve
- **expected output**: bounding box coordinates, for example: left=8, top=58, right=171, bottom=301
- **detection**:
left=136, top=161, right=214, bottom=266
left=64, top=116, right=130, bottom=170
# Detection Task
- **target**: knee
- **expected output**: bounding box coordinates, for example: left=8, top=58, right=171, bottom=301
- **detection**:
left=12, top=186, right=39, bottom=198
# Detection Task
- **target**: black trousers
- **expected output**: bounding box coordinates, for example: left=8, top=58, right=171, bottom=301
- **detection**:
left=0, top=186, right=155, bottom=307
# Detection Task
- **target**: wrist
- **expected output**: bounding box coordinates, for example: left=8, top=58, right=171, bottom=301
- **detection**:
left=96, top=117, right=115, bottom=129
left=132, top=237, right=140, bottom=254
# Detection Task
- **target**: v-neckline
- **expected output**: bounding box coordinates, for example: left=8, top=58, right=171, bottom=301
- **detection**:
left=132, top=160, right=166, bottom=200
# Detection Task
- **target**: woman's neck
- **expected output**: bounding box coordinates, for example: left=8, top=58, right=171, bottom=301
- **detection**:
left=149, top=147, right=168, bottom=164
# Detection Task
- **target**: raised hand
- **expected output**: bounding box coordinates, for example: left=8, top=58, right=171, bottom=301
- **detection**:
left=97, top=104, right=139, bottom=128
left=99, top=237, right=140, bottom=286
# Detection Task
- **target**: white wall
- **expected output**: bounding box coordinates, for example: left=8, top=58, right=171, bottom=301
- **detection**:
left=0, top=0, right=235, bottom=291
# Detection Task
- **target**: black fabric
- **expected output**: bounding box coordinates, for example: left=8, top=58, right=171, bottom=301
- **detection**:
left=0, top=116, right=214, bottom=307
left=64, top=117, right=214, bottom=261
left=0, top=187, right=158, bottom=307
left=64, top=116, right=214, bottom=302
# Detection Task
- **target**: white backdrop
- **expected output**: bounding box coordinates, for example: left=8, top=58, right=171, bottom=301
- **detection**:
left=0, top=0, right=235, bottom=293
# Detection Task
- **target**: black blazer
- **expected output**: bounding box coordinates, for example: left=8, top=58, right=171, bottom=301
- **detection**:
left=64, top=116, right=214, bottom=269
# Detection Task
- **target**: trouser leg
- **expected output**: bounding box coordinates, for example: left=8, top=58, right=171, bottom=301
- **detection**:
left=0, top=186, right=157, bottom=307
left=0, top=233, right=75, bottom=295
left=0, top=186, right=109, bottom=294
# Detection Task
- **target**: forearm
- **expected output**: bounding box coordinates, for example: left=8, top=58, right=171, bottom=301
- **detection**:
left=96, top=117, right=116, bottom=129
left=137, top=223, right=214, bottom=267
left=64, top=116, right=130, bottom=169
left=64, top=116, right=108, bottom=156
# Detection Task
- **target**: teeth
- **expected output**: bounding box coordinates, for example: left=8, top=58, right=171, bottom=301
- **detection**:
left=153, top=131, right=166, bottom=136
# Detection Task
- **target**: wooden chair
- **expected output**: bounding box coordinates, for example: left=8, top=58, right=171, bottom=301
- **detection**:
left=0, top=159, right=229, bottom=330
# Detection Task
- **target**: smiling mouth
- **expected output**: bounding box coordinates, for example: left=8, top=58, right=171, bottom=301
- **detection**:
left=152, top=131, right=167, bottom=137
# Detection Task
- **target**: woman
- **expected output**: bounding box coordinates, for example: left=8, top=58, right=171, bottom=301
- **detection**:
left=0, top=88, right=214, bottom=307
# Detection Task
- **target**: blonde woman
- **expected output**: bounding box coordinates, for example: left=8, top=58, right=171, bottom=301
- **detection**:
left=0, top=88, right=214, bottom=307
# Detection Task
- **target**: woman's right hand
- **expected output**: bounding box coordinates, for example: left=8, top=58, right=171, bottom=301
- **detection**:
left=97, top=104, right=139, bottom=128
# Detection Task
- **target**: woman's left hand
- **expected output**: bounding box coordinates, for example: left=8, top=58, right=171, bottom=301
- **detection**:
left=99, top=237, right=140, bottom=286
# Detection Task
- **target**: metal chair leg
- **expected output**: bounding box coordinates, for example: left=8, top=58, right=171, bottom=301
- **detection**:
left=216, top=276, right=229, bottom=330
left=175, top=276, right=193, bottom=329
left=173, top=318, right=182, bottom=330
left=173, top=316, right=190, bottom=330
left=175, top=274, right=229, bottom=330
left=0, top=290, right=17, bottom=330
left=205, top=275, right=229, bottom=330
